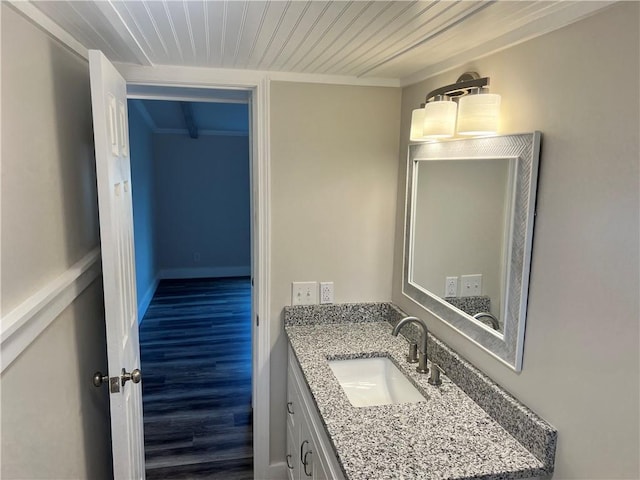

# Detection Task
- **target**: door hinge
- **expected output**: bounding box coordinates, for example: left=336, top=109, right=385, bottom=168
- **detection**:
left=251, top=277, right=254, bottom=287
left=256, top=315, right=259, bottom=327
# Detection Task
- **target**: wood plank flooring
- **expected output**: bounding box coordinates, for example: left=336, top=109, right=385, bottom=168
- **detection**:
left=139, top=277, right=253, bottom=479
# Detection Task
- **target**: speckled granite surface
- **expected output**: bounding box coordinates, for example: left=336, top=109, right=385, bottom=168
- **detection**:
left=283, top=303, right=556, bottom=480
left=284, top=302, right=396, bottom=325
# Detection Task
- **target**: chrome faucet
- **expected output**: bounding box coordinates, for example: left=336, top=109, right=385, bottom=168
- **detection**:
left=473, top=312, right=500, bottom=331
left=392, top=316, right=429, bottom=374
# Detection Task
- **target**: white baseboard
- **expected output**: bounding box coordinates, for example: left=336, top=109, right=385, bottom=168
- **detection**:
left=158, top=266, right=250, bottom=280
left=264, top=462, right=287, bottom=480
left=137, top=275, right=159, bottom=322
left=0, top=248, right=102, bottom=373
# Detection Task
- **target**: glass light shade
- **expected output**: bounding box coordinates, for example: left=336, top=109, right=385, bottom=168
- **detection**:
left=457, top=93, right=501, bottom=136
left=409, top=107, right=426, bottom=141
left=422, top=100, right=457, bottom=139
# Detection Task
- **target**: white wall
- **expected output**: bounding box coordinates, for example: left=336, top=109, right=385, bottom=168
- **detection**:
left=269, top=81, right=401, bottom=462
left=1, top=4, right=112, bottom=478
left=153, top=133, right=251, bottom=278
left=392, top=3, right=639, bottom=478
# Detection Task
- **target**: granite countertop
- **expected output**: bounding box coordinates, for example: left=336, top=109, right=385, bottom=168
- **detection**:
left=284, top=304, right=556, bottom=480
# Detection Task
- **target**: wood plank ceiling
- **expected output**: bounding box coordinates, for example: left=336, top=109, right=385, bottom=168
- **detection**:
left=31, top=1, right=612, bottom=83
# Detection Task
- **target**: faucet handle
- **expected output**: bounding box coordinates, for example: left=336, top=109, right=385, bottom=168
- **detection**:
left=428, top=363, right=445, bottom=386
left=406, top=342, right=418, bottom=363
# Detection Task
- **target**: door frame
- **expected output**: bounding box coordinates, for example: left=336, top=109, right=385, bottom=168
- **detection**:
left=119, top=64, right=274, bottom=479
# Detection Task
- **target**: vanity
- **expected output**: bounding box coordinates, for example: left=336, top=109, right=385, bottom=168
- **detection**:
left=283, top=133, right=553, bottom=479
left=284, top=303, right=556, bottom=480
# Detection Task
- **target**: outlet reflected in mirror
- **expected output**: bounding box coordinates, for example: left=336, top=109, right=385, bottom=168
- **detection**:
left=411, top=156, right=515, bottom=333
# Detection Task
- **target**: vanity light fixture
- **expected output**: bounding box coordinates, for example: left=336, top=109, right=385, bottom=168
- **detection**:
left=409, top=72, right=501, bottom=141
left=422, top=96, right=457, bottom=139
left=409, top=106, right=427, bottom=141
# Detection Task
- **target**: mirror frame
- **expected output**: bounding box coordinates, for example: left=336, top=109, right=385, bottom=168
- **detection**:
left=402, top=132, right=541, bottom=371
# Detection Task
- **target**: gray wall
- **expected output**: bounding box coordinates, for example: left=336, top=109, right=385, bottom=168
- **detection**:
left=269, top=81, right=401, bottom=462
left=392, top=3, right=639, bottom=478
left=153, top=133, right=251, bottom=278
left=1, top=4, right=112, bottom=478
left=412, top=158, right=510, bottom=316
left=128, top=100, right=159, bottom=317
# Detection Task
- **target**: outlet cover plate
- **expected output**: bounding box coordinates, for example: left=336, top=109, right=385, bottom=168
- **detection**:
left=460, top=274, right=482, bottom=297
left=292, top=282, right=318, bottom=306
left=445, top=276, right=458, bottom=297
left=319, top=282, right=334, bottom=304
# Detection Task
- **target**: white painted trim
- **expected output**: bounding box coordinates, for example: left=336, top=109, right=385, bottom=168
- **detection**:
left=158, top=267, right=251, bottom=279
left=0, top=248, right=102, bottom=373
left=268, top=70, right=399, bottom=88
left=137, top=275, right=159, bottom=323
left=115, top=63, right=400, bottom=88
left=399, top=1, right=613, bottom=87
left=252, top=75, right=273, bottom=480
left=120, top=69, right=273, bottom=477
left=7, top=1, right=88, bottom=60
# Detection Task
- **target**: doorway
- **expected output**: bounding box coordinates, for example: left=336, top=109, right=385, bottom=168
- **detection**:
left=119, top=75, right=273, bottom=478
left=128, top=96, right=253, bottom=478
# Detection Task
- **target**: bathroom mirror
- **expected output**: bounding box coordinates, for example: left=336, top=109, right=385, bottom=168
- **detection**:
left=403, top=132, right=541, bottom=371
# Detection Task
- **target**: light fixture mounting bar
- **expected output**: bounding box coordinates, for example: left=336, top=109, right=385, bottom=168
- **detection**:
left=425, top=76, right=490, bottom=103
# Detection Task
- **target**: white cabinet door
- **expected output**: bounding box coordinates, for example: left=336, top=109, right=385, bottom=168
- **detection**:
left=286, top=420, right=299, bottom=480
left=288, top=347, right=345, bottom=480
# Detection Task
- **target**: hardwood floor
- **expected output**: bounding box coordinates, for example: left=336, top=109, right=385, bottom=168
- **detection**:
left=139, top=277, right=253, bottom=479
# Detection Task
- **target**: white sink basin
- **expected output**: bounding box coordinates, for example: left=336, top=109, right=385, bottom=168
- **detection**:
left=328, top=357, right=427, bottom=407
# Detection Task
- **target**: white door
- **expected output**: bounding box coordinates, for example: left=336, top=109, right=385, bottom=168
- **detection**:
left=89, top=50, right=145, bottom=480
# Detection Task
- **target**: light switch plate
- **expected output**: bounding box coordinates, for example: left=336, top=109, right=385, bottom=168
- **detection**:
left=461, top=274, right=482, bottom=297
left=292, top=282, right=318, bottom=305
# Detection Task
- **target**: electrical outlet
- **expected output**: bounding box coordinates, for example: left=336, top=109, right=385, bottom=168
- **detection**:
left=445, top=276, right=458, bottom=297
left=460, top=274, right=482, bottom=297
left=291, top=282, right=318, bottom=306
left=319, top=282, right=334, bottom=304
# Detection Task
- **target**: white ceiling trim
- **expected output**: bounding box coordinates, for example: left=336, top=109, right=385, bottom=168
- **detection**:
left=268, top=70, right=399, bottom=88
left=400, top=1, right=614, bottom=87
left=8, top=1, right=88, bottom=60
left=116, top=62, right=400, bottom=89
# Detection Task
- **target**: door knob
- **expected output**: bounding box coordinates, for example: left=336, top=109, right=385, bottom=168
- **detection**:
left=93, top=371, right=108, bottom=387
left=121, top=368, right=142, bottom=386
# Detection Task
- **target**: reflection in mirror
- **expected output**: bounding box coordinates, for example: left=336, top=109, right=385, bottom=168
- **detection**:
left=403, top=133, right=541, bottom=371
left=411, top=157, right=515, bottom=333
